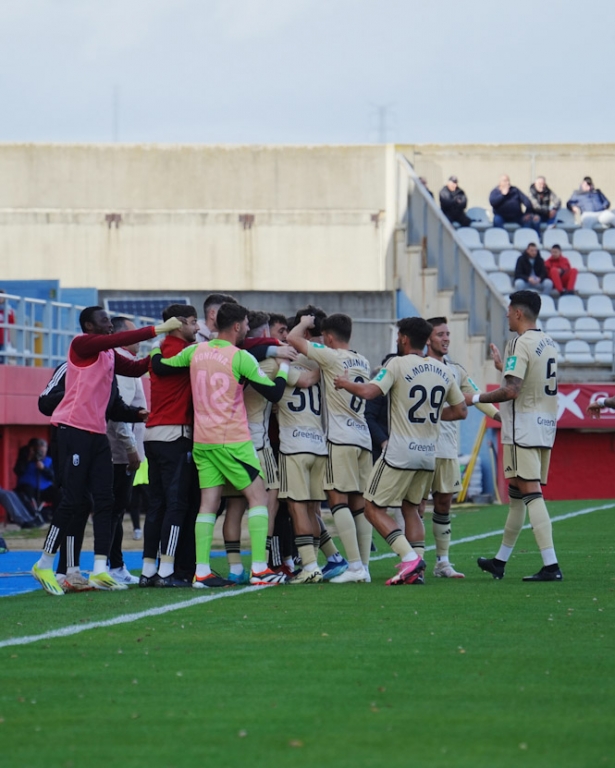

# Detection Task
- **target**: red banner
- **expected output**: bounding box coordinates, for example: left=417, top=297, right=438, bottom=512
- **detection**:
left=487, top=383, right=615, bottom=430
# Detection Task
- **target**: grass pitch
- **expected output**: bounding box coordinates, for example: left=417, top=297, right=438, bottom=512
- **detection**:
left=1, top=500, right=614, bottom=768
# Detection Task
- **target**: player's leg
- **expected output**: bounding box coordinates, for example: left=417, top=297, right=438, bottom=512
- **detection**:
left=431, top=490, right=465, bottom=578
left=108, top=463, right=139, bottom=585
left=287, top=499, right=322, bottom=584
left=140, top=442, right=165, bottom=584
left=223, top=496, right=249, bottom=583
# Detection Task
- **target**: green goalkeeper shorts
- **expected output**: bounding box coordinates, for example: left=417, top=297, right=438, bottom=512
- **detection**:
left=192, top=441, right=263, bottom=490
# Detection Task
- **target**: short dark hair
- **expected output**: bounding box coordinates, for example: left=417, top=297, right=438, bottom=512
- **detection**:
left=426, top=316, right=448, bottom=328
left=583, top=176, right=593, bottom=186
left=525, top=242, right=538, bottom=251
left=550, top=244, right=562, bottom=252
left=203, top=293, right=237, bottom=315
left=295, top=304, right=328, bottom=337
left=268, top=313, right=288, bottom=328
left=321, top=313, right=352, bottom=343
left=509, top=290, right=541, bottom=319
left=247, top=310, right=270, bottom=335
left=216, top=302, right=248, bottom=331
left=397, top=317, right=433, bottom=349
left=111, top=316, right=132, bottom=332
left=162, top=303, right=197, bottom=322
left=79, top=306, right=104, bottom=332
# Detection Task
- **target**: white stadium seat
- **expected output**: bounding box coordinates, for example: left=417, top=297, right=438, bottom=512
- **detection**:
left=457, top=227, right=482, bottom=249
left=512, top=228, right=541, bottom=250
left=554, top=208, right=578, bottom=232
left=545, top=317, right=574, bottom=342
left=483, top=228, right=511, bottom=252
left=467, top=207, right=492, bottom=231
left=538, top=294, right=558, bottom=318
left=542, top=229, right=570, bottom=249
left=562, top=250, right=587, bottom=272
left=472, top=249, right=498, bottom=272
left=601, top=273, right=615, bottom=295
left=594, top=340, right=614, bottom=364
left=601, top=228, right=615, bottom=253
left=574, top=272, right=602, bottom=297
left=489, top=271, right=514, bottom=294
left=602, top=317, right=615, bottom=337
left=586, top=251, right=615, bottom=275
left=564, top=340, right=594, bottom=364
left=557, top=294, right=587, bottom=318
left=498, top=249, right=520, bottom=274
left=572, top=229, right=601, bottom=253
left=586, top=295, right=614, bottom=318
left=574, top=317, right=604, bottom=342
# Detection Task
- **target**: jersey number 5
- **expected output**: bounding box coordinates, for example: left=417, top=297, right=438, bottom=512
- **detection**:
left=544, top=357, right=557, bottom=396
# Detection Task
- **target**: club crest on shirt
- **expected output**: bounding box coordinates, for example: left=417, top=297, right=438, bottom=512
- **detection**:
left=504, top=356, right=517, bottom=373
left=72, top=454, right=80, bottom=466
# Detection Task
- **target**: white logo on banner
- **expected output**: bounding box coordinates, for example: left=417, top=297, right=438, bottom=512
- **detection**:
left=557, top=389, right=584, bottom=421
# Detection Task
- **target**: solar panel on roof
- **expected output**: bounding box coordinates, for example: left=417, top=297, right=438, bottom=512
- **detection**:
left=104, top=297, right=190, bottom=319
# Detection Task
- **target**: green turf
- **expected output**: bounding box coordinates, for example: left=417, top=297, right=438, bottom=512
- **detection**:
left=1, top=501, right=614, bottom=768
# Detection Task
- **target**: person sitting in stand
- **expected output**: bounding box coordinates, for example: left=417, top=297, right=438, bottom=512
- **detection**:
left=13, top=438, right=59, bottom=522
left=439, top=176, right=472, bottom=228
left=529, top=176, right=561, bottom=228
left=514, top=243, right=554, bottom=293
left=543, top=245, right=577, bottom=296
left=490, top=175, right=541, bottom=234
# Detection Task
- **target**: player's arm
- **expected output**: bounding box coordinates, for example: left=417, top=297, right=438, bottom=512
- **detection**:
left=460, top=372, right=501, bottom=422
left=587, top=395, right=615, bottom=419
left=333, top=373, right=382, bottom=401
left=440, top=380, right=468, bottom=421
left=465, top=375, right=523, bottom=405
left=149, top=344, right=197, bottom=376
left=490, top=343, right=503, bottom=372
left=114, top=352, right=150, bottom=378
left=237, top=351, right=290, bottom=403
left=295, top=366, right=320, bottom=388
left=286, top=314, right=315, bottom=357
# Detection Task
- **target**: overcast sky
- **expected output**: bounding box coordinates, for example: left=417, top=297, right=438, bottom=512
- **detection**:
left=2, top=0, right=613, bottom=145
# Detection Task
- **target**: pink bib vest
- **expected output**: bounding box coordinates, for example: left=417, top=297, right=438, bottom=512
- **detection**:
left=190, top=342, right=250, bottom=445
left=51, top=342, right=115, bottom=434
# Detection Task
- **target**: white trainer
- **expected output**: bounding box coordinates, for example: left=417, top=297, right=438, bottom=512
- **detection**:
left=289, top=568, right=323, bottom=585
left=133, top=529, right=142, bottom=541
left=109, top=565, right=140, bottom=585
left=433, top=561, right=465, bottom=579
left=59, top=571, right=94, bottom=592
left=329, top=566, right=368, bottom=584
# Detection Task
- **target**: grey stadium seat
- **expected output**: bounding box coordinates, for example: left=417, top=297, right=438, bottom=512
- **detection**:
left=489, top=271, right=514, bottom=294
left=545, top=317, right=574, bottom=342
left=563, top=340, right=594, bottom=364
left=601, top=273, right=615, bottom=295
left=586, top=251, right=615, bottom=275
left=542, top=228, right=570, bottom=249
left=467, top=207, right=492, bottom=231
left=586, top=295, right=614, bottom=318
left=472, top=249, right=498, bottom=272
left=594, top=340, right=614, bottom=364
left=457, top=227, right=483, bottom=249
left=602, top=317, right=615, bottom=337
left=572, top=229, right=601, bottom=253
left=562, top=250, right=587, bottom=272
left=601, top=228, right=615, bottom=253
left=555, top=208, right=578, bottom=232
left=498, top=249, right=520, bottom=274
left=483, top=228, right=512, bottom=252
left=513, top=228, right=541, bottom=250
left=557, top=294, right=587, bottom=318
left=574, top=317, right=604, bottom=342
left=538, top=294, right=558, bottom=318
left=574, top=273, right=602, bottom=297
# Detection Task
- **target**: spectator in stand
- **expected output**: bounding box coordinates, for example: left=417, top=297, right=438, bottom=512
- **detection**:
left=567, top=176, right=615, bottom=229
left=543, top=245, right=577, bottom=296
left=529, top=176, right=561, bottom=228
left=0, top=289, right=15, bottom=363
left=439, top=176, right=472, bottom=228
left=489, top=175, right=541, bottom=234
left=13, top=438, right=59, bottom=522
left=514, top=243, right=554, bottom=293
left=418, top=177, right=434, bottom=199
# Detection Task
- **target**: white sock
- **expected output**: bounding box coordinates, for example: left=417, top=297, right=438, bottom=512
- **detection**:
left=252, top=561, right=267, bottom=574
left=496, top=544, right=514, bottom=562
left=38, top=552, right=55, bottom=570
left=436, top=556, right=449, bottom=563
left=158, top=561, right=174, bottom=578
left=67, top=566, right=80, bottom=575
left=196, top=564, right=212, bottom=578
left=284, top=558, right=295, bottom=569
left=230, top=564, right=244, bottom=576
left=401, top=552, right=420, bottom=563
left=93, top=556, right=107, bottom=575
left=142, top=559, right=157, bottom=578
left=303, top=561, right=318, bottom=572
left=349, top=559, right=363, bottom=571
left=541, top=547, right=558, bottom=566
left=328, top=552, right=343, bottom=563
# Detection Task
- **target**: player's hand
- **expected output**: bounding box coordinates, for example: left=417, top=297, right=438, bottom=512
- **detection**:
left=490, top=343, right=503, bottom=372
left=464, top=392, right=475, bottom=406
left=137, top=408, right=149, bottom=423
left=127, top=451, right=141, bottom=472
left=333, top=372, right=350, bottom=390
left=275, top=344, right=298, bottom=361
left=299, top=314, right=315, bottom=329
left=154, top=317, right=183, bottom=335
left=586, top=403, right=603, bottom=419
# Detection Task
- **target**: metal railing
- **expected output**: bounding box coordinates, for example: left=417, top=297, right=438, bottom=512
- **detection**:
left=397, top=154, right=510, bottom=356
left=0, top=293, right=158, bottom=368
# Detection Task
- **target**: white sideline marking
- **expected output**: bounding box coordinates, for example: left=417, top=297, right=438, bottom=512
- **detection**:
left=2, top=502, right=613, bottom=649
left=370, top=501, right=615, bottom=562
left=0, top=585, right=267, bottom=650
